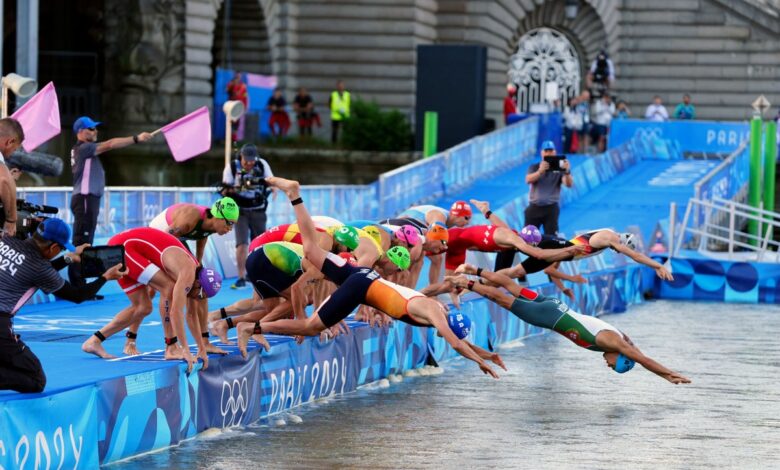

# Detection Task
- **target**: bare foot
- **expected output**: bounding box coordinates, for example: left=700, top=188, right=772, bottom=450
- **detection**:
left=209, top=320, right=233, bottom=345
left=165, top=344, right=185, bottom=360
left=253, top=334, right=271, bottom=352
left=123, top=340, right=142, bottom=356
left=82, top=336, right=117, bottom=359
left=265, top=176, right=300, bottom=199
left=207, top=310, right=222, bottom=323
left=444, top=275, right=469, bottom=289
left=237, top=323, right=254, bottom=359
left=469, top=199, right=490, bottom=215
left=455, top=263, right=477, bottom=274
left=203, top=343, right=228, bottom=355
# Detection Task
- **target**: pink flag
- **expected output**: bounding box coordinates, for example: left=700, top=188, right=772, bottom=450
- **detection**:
left=245, top=73, right=277, bottom=89
left=11, top=82, right=61, bottom=152
left=159, top=106, right=211, bottom=162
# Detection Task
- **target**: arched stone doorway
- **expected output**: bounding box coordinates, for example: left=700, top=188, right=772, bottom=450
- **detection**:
left=509, top=28, right=581, bottom=113
left=506, top=0, right=609, bottom=113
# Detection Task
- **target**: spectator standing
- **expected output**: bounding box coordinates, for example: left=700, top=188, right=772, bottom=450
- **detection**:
left=69, top=116, right=152, bottom=287
left=328, top=80, right=351, bottom=144
left=293, top=87, right=319, bottom=137
left=586, top=49, right=615, bottom=98
left=266, top=87, right=290, bottom=138
left=503, top=84, right=518, bottom=125
left=615, top=100, right=631, bottom=120
left=524, top=140, right=573, bottom=237
left=220, top=144, right=276, bottom=289
left=226, top=73, right=248, bottom=141
left=644, top=96, right=669, bottom=122
left=562, top=96, right=583, bottom=153
left=673, top=94, right=696, bottom=120
left=0, top=118, right=24, bottom=237
left=590, top=94, right=615, bottom=152
left=574, top=90, right=592, bottom=152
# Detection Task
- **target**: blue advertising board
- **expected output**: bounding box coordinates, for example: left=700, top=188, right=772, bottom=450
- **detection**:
left=609, top=119, right=749, bottom=154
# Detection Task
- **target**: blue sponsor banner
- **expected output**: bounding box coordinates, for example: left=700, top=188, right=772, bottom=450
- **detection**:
left=658, top=257, right=780, bottom=303
left=97, top=364, right=198, bottom=464
left=0, top=385, right=99, bottom=469
left=609, top=119, right=749, bottom=154
left=197, top=350, right=261, bottom=430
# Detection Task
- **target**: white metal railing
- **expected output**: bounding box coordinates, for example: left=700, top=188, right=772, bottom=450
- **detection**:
left=672, top=195, right=780, bottom=262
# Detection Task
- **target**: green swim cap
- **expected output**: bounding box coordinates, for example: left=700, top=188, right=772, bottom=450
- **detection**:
left=386, top=245, right=411, bottom=270
left=334, top=225, right=360, bottom=251
left=212, top=197, right=239, bottom=221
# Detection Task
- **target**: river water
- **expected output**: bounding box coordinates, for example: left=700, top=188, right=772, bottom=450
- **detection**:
left=116, top=300, right=780, bottom=469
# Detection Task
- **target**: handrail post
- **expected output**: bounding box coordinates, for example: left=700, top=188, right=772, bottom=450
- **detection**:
left=728, top=200, right=735, bottom=259
left=675, top=198, right=694, bottom=257
left=668, top=202, right=676, bottom=256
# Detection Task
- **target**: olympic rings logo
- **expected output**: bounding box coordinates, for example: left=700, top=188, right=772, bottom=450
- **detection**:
left=220, top=377, right=249, bottom=428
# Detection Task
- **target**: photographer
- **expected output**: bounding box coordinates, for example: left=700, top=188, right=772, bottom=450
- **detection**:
left=220, top=144, right=276, bottom=288
left=494, top=141, right=573, bottom=272
left=0, top=118, right=25, bottom=237
left=0, top=218, right=124, bottom=393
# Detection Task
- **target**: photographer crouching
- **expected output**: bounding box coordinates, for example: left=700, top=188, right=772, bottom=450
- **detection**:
left=0, top=217, right=125, bottom=393
left=220, top=144, right=275, bottom=289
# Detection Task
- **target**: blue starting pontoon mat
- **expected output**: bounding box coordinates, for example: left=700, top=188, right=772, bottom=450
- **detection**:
left=0, top=284, right=263, bottom=401
left=558, top=159, right=716, bottom=238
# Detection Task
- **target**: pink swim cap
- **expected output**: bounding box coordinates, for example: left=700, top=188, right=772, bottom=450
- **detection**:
left=394, top=225, right=421, bottom=246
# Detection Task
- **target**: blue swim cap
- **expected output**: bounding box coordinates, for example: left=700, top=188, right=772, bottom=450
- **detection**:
left=447, top=312, right=471, bottom=339
left=613, top=353, right=635, bottom=374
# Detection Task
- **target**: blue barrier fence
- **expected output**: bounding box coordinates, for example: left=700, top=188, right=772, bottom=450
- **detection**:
left=18, top=185, right=378, bottom=239
left=378, top=116, right=538, bottom=218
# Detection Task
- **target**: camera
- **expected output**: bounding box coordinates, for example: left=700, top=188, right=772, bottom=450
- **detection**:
left=0, top=199, right=59, bottom=239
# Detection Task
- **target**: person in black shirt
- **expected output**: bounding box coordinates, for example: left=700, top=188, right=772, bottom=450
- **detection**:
left=266, top=88, right=290, bottom=138
left=0, top=218, right=125, bottom=393
left=293, top=87, right=318, bottom=137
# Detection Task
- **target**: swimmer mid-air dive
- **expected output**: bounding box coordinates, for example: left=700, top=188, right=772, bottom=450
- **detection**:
left=445, top=264, right=690, bottom=384
left=236, top=176, right=506, bottom=379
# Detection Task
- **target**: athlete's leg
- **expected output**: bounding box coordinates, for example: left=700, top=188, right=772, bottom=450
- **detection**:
left=82, top=288, right=154, bottom=359
left=445, top=275, right=516, bottom=310
left=210, top=297, right=276, bottom=343
left=266, top=177, right=327, bottom=269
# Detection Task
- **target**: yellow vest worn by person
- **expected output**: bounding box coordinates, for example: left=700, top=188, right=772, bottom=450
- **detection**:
left=330, top=91, right=351, bottom=121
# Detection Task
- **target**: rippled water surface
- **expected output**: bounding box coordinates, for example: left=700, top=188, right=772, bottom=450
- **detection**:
left=117, top=301, right=780, bottom=469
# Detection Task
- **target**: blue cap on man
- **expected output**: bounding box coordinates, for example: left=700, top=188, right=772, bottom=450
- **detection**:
left=73, top=116, right=101, bottom=133
left=36, top=218, right=76, bottom=251
left=541, top=140, right=556, bottom=151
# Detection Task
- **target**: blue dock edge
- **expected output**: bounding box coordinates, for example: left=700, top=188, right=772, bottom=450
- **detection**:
left=0, top=265, right=647, bottom=467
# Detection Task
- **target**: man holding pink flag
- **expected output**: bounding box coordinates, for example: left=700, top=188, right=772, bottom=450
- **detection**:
left=68, top=116, right=153, bottom=288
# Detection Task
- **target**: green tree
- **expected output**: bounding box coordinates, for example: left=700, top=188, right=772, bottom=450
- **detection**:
left=342, top=100, right=412, bottom=151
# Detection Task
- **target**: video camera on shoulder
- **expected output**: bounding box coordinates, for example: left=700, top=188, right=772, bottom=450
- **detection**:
left=0, top=199, right=59, bottom=239
left=543, top=155, right=567, bottom=172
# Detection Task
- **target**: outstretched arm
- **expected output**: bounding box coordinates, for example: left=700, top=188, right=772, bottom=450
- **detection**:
left=427, top=308, right=498, bottom=379
left=598, top=331, right=690, bottom=384
left=445, top=274, right=516, bottom=311
left=455, top=264, right=524, bottom=298
left=611, top=243, right=673, bottom=281
left=466, top=341, right=506, bottom=371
